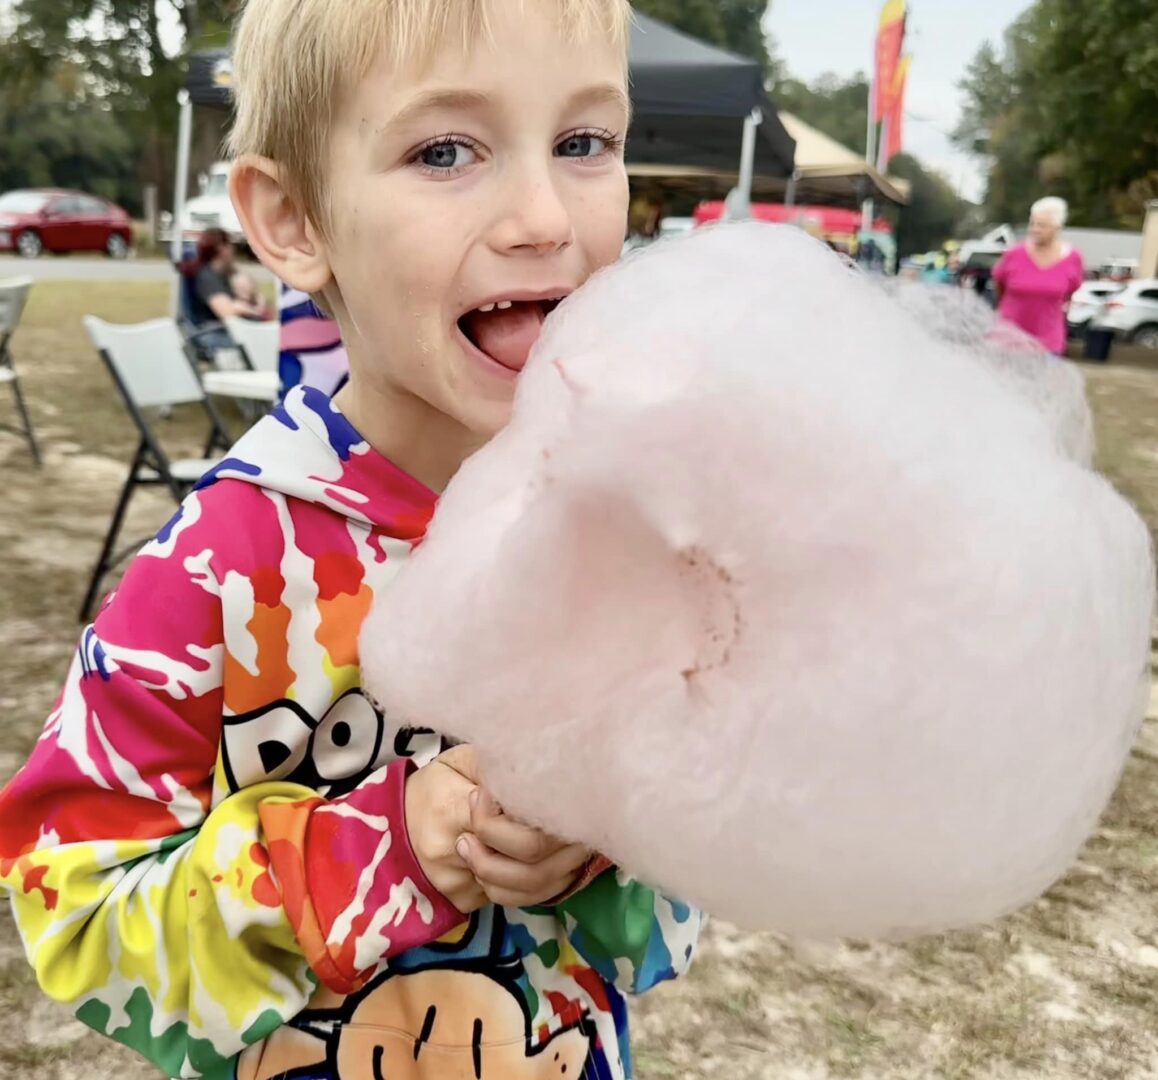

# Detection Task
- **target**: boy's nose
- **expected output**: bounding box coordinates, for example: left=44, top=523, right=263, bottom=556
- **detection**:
left=491, top=174, right=574, bottom=256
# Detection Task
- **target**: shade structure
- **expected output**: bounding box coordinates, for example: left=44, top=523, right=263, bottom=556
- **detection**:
left=779, top=112, right=909, bottom=207
left=626, top=13, right=795, bottom=180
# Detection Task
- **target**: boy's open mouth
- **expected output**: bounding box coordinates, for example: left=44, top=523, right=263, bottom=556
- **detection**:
left=458, top=296, right=566, bottom=373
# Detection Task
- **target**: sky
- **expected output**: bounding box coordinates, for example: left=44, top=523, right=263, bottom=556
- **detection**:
left=765, top=0, right=1034, bottom=203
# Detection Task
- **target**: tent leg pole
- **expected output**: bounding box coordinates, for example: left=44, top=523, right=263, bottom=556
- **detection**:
left=738, top=108, right=761, bottom=205
left=725, top=108, right=762, bottom=221
left=864, top=112, right=888, bottom=232
left=785, top=172, right=798, bottom=208
left=876, top=115, right=891, bottom=173
left=864, top=60, right=878, bottom=234
left=170, top=90, right=193, bottom=316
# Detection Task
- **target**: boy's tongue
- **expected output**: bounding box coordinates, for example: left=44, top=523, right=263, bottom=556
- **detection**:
left=463, top=302, right=545, bottom=372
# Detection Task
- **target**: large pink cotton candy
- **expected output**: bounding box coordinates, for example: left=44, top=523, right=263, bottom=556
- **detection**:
left=361, top=224, right=1154, bottom=939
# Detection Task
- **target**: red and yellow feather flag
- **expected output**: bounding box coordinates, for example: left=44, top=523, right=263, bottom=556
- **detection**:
left=883, top=54, right=911, bottom=167
left=874, top=0, right=907, bottom=122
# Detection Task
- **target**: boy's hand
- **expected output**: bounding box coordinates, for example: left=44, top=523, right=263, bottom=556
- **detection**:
left=404, top=746, right=487, bottom=914
left=456, top=787, right=592, bottom=908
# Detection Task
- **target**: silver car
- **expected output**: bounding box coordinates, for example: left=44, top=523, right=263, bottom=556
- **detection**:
left=1090, top=278, right=1158, bottom=349
left=1067, top=281, right=1124, bottom=337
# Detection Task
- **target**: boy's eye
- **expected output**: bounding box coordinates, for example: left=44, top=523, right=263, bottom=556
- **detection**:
left=418, top=140, right=478, bottom=171
left=556, top=133, right=608, bottom=159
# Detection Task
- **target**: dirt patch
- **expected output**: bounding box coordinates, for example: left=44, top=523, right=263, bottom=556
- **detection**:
left=1, top=286, right=1157, bottom=1078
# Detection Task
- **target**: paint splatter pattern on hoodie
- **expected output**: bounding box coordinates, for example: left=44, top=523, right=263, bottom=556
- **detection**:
left=0, top=387, right=701, bottom=1080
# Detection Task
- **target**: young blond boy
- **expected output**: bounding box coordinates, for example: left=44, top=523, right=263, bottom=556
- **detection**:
left=0, top=1, right=701, bottom=1077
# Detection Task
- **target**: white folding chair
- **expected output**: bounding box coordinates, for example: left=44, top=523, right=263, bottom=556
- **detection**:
left=223, top=316, right=280, bottom=374
left=0, top=276, right=40, bottom=465
left=80, top=316, right=235, bottom=622
left=198, top=317, right=282, bottom=408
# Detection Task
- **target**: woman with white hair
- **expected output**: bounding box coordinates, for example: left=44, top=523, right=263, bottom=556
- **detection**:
left=992, top=197, right=1085, bottom=355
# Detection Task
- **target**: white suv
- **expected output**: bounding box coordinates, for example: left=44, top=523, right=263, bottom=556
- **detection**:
left=1067, top=281, right=1124, bottom=337
left=1090, top=278, right=1158, bottom=349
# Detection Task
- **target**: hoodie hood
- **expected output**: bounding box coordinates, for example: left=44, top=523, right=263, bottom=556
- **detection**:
left=197, top=385, right=437, bottom=540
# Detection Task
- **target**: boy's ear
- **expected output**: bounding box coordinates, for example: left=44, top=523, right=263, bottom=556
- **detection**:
left=230, top=156, right=332, bottom=295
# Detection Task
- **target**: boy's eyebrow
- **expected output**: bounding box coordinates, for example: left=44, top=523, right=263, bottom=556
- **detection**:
left=569, top=83, right=633, bottom=119
left=383, top=83, right=632, bottom=135
left=385, top=89, right=493, bottom=133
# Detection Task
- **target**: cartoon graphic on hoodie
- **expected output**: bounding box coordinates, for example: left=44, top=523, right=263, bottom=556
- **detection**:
left=236, top=909, right=597, bottom=1080
left=0, top=387, right=702, bottom=1080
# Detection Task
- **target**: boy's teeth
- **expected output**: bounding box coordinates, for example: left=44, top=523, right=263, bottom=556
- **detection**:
left=472, top=296, right=567, bottom=316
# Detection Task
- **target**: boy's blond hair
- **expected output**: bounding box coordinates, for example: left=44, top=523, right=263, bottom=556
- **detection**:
left=228, top=0, right=632, bottom=230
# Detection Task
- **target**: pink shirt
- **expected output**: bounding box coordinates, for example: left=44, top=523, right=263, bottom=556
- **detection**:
left=993, top=244, right=1084, bottom=354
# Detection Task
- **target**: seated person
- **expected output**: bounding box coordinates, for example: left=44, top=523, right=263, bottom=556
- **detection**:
left=179, top=229, right=271, bottom=358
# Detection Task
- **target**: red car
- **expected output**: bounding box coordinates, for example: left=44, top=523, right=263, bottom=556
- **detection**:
left=0, top=189, right=133, bottom=259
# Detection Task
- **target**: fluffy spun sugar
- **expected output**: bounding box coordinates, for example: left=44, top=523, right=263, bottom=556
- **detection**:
left=361, top=224, right=1154, bottom=939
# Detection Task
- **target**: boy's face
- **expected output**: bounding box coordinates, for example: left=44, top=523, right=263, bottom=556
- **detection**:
left=321, top=3, right=630, bottom=443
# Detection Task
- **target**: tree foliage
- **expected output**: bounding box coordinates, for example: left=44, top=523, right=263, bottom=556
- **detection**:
left=773, top=72, right=870, bottom=153
left=956, top=0, right=1158, bottom=228
left=886, top=153, right=969, bottom=256
left=0, top=63, right=136, bottom=202
left=2, top=0, right=236, bottom=213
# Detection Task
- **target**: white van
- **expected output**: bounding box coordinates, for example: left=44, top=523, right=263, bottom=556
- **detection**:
left=180, top=162, right=246, bottom=246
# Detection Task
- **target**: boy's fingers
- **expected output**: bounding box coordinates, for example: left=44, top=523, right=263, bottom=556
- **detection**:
left=426, top=762, right=476, bottom=841
left=470, top=792, right=568, bottom=863
left=481, top=880, right=578, bottom=909
left=457, top=834, right=590, bottom=891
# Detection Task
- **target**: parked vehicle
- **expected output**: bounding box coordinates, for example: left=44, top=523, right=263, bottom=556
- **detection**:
left=1067, top=281, right=1125, bottom=338
left=1095, top=258, right=1139, bottom=282
left=1089, top=278, right=1158, bottom=349
left=957, top=225, right=1016, bottom=275
left=179, top=162, right=245, bottom=246
left=0, top=189, right=133, bottom=258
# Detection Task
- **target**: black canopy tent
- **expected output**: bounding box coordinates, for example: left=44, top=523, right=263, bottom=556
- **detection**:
left=625, top=13, right=795, bottom=184
left=175, top=14, right=795, bottom=253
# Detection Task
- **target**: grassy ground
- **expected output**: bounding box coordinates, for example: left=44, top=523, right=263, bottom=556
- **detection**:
left=1, top=283, right=1157, bottom=1079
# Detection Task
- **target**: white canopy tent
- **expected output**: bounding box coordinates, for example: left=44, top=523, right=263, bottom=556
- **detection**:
left=779, top=112, right=910, bottom=208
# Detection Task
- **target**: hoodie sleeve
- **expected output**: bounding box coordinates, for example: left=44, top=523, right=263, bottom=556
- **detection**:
left=554, top=868, right=704, bottom=995
left=0, top=499, right=462, bottom=1079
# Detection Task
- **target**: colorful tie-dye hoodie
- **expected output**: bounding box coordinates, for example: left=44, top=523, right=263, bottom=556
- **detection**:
left=0, top=387, right=702, bottom=1080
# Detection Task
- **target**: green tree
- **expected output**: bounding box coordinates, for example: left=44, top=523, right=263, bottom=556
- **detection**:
left=6, top=0, right=235, bottom=211
left=953, top=10, right=1056, bottom=227
left=956, top=0, right=1158, bottom=229
left=718, top=0, right=779, bottom=75
left=773, top=72, right=870, bottom=152
left=1031, top=0, right=1158, bottom=227
left=886, top=153, right=969, bottom=257
left=0, top=64, right=137, bottom=205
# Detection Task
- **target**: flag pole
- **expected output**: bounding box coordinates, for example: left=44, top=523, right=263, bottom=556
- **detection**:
left=863, top=64, right=878, bottom=231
